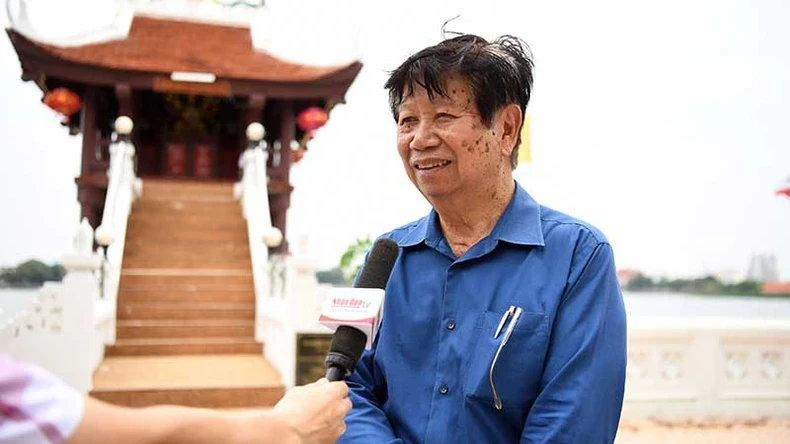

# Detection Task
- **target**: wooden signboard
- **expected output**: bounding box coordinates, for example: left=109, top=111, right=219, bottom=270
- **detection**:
left=295, top=333, right=333, bottom=386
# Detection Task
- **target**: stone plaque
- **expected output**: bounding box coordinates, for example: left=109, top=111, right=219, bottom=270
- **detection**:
left=295, top=333, right=333, bottom=386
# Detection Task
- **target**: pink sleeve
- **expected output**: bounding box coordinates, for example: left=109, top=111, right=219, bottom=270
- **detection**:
left=0, top=354, right=85, bottom=444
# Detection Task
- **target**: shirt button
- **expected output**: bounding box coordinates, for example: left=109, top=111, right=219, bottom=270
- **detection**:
left=439, top=385, right=449, bottom=395
left=446, top=320, right=456, bottom=330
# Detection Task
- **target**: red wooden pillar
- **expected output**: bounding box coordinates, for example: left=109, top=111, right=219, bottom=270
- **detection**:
left=269, top=101, right=294, bottom=254
left=75, top=87, right=106, bottom=228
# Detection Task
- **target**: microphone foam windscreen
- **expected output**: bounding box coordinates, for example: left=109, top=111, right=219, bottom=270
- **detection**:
left=329, top=325, right=368, bottom=360
left=356, top=238, right=399, bottom=289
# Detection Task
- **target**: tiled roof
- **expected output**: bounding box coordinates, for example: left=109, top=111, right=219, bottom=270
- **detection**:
left=18, top=16, right=356, bottom=83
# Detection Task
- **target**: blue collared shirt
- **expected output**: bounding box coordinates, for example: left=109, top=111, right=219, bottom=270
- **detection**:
left=339, top=183, right=627, bottom=444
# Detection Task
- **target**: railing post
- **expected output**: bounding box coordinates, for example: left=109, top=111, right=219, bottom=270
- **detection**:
left=58, top=249, right=102, bottom=393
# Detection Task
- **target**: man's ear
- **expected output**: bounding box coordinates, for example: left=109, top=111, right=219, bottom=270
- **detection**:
left=498, top=104, right=522, bottom=158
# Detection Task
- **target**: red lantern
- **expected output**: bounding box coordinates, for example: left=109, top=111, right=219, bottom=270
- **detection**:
left=291, top=148, right=305, bottom=163
left=776, top=180, right=790, bottom=199
left=43, top=88, right=81, bottom=123
left=297, top=106, right=329, bottom=133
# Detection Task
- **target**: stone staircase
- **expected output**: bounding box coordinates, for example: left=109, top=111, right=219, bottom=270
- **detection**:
left=91, top=179, right=284, bottom=408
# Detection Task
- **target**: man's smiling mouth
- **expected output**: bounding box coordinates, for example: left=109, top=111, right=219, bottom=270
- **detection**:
left=414, top=160, right=451, bottom=170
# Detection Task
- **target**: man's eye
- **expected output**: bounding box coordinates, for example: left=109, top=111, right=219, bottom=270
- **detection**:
left=436, top=113, right=456, bottom=120
left=399, top=117, right=417, bottom=126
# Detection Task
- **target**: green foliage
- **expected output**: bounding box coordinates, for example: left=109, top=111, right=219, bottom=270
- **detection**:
left=339, top=236, right=374, bottom=284
left=626, top=273, right=765, bottom=296
left=626, top=274, right=654, bottom=290
left=0, top=259, right=65, bottom=288
left=315, top=267, right=349, bottom=287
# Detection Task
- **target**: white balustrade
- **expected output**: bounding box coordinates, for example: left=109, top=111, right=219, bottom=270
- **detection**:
left=0, top=219, right=114, bottom=393
left=623, top=317, right=790, bottom=419
left=94, top=116, right=141, bottom=345
left=236, top=123, right=283, bottom=342
left=259, top=248, right=332, bottom=388
left=0, top=116, right=138, bottom=392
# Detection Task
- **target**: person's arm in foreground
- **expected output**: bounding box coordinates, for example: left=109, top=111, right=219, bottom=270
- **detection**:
left=521, top=242, right=627, bottom=444
left=67, top=379, right=350, bottom=444
left=1, top=353, right=349, bottom=444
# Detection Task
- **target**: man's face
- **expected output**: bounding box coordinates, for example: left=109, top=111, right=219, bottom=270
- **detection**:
left=396, top=75, right=510, bottom=202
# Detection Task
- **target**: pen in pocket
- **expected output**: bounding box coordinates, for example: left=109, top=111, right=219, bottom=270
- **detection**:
left=501, top=307, right=523, bottom=343
left=490, top=305, right=524, bottom=411
left=494, top=305, right=516, bottom=339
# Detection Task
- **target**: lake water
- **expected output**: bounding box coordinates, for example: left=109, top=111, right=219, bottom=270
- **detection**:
left=1, top=288, right=789, bottom=322
left=622, top=291, right=790, bottom=320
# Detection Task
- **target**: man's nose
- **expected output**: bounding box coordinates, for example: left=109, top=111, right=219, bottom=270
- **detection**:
left=410, top=121, right=439, bottom=151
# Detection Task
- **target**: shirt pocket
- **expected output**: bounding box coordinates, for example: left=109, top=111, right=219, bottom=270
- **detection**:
left=463, top=310, right=549, bottom=410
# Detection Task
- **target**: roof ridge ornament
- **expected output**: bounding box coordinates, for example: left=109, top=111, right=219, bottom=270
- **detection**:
left=5, top=0, right=134, bottom=48
left=212, top=0, right=264, bottom=7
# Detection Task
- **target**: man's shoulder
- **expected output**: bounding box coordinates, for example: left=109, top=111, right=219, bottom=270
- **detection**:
left=539, top=205, right=610, bottom=248
left=377, top=215, right=430, bottom=246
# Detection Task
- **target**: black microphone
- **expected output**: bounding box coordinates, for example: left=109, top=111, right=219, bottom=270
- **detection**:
left=324, top=238, right=399, bottom=381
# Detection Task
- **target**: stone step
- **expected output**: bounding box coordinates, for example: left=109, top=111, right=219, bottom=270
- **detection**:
left=91, top=354, right=284, bottom=408
left=141, top=180, right=236, bottom=195
left=116, top=320, right=255, bottom=339
left=123, top=250, right=250, bottom=262
left=137, top=193, right=237, bottom=202
left=106, top=338, right=262, bottom=356
left=124, top=229, right=249, bottom=243
left=125, top=238, right=250, bottom=250
left=123, top=251, right=251, bottom=263
left=122, top=257, right=252, bottom=270
left=119, top=270, right=254, bottom=286
left=118, top=284, right=255, bottom=303
left=124, top=245, right=251, bottom=257
left=126, top=219, right=247, bottom=233
left=128, top=211, right=242, bottom=220
left=141, top=179, right=234, bottom=189
left=131, top=200, right=242, bottom=216
left=92, top=385, right=282, bottom=408
left=118, top=301, right=254, bottom=320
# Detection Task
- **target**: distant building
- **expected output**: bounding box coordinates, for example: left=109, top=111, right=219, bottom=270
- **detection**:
left=761, top=282, right=790, bottom=295
left=746, top=254, right=779, bottom=282
left=617, top=269, right=643, bottom=288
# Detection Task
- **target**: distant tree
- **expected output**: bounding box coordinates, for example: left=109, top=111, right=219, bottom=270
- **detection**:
left=315, top=267, right=349, bottom=287
left=0, top=259, right=65, bottom=287
left=625, top=274, right=654, bottom=291
left=339, top=236, right=373, bottom=284
left=725, top=280, right=762, bottom=295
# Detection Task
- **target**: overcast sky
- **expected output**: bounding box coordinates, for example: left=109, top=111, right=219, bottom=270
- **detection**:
left=1, top=0, right=789, bottom=280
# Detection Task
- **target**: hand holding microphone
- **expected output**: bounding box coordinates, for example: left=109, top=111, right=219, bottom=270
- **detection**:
left=319, top=238, right=400, bottom=381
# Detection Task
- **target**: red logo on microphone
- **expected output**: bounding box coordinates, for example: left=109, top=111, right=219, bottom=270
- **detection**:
left=332, top=298, right=371, bottom=309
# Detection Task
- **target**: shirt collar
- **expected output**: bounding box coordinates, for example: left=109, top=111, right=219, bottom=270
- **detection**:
left=396, top=182, right=545, bottom=248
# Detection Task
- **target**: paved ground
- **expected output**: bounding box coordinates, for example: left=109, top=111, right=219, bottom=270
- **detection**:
left=617, top=418, right=790, bottom=443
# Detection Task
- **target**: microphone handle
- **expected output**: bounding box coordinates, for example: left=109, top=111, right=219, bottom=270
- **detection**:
left=325, top=365, right=346, bottom=382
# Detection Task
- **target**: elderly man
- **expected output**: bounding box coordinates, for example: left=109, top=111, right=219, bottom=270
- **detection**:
left=340, top=34, right=627, bottom=443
